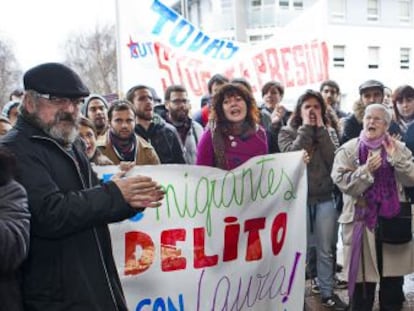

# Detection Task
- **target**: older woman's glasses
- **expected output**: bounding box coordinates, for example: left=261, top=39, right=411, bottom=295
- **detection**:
left=364, top=115, right=385, bottom=123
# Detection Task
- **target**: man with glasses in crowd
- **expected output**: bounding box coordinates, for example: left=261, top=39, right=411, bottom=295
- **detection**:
left=0, top=62, right=165, bottom=311
left=164, top=85, right=203, bottom=164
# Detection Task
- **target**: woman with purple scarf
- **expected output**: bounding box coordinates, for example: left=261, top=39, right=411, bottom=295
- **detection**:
left=332, top=103, right=414, bottom=310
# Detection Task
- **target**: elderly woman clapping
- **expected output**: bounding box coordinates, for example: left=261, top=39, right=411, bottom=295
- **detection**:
left=331, top=103, right=414, bottom=311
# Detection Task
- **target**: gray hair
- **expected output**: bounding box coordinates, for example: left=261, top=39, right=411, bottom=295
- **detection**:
left=364, top=103, right=392, bottom=126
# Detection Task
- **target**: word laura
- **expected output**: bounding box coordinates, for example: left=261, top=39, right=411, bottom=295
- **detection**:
left=133, top=253, right=302, bottom=311
left=197, top=253, right=301, bottom=310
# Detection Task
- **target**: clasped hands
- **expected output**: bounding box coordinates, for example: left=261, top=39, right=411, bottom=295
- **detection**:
left=365, top=133, right=396, bottom=173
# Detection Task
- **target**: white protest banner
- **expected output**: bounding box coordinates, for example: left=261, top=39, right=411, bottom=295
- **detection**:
left=103, top=151, right=307, bottom=310
left=116, top=0, right=329, bottom=104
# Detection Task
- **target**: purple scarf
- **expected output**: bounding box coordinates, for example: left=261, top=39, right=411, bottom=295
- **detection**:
left=348, top=132, right=400, bottom=298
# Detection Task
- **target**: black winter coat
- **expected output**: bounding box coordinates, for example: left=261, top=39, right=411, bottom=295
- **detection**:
left=135, top=114, right=185, bottom=164
left=0, top=180, right=30, bottom=311
left=0, top=117, right=138, bottom=311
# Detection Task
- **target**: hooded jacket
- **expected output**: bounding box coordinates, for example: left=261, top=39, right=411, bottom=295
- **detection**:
left=135, top=114, right=185, bottom=164
left=0, top=116, right=138, bottom=311
left=1, top=101, right=20, bottom=119
left=80, top=94, right=109, bottom=118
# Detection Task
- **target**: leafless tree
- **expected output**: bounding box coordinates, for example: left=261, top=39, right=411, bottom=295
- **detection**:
left=0, top=39, right=22, bottom=108
left=62, top=24, right=117, bottom=96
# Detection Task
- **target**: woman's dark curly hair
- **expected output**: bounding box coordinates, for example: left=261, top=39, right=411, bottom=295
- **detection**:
left=210, top=83, right=260, bottom=128
left=0, top=146, right=17, bottom=186
left=289, top=89, right=328, bottom=129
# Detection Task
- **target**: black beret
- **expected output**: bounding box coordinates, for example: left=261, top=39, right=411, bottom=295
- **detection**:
left=23, top=62, right=90, bottom=98
left=359, top=79, right=384, bottom=95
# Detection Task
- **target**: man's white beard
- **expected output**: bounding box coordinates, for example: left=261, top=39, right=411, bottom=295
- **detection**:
left=30, top=109, right=80, bottom=148
left=48, top=123, right=79, bottom=147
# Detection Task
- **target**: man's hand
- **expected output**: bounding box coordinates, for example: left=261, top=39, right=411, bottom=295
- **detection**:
left=113, top=175, right=165, bottom=209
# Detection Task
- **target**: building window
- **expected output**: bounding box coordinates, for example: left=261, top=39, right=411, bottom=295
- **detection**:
left=399, top=0, right=412, bottom=23
left=400, top=48, right=411, bottom=69
left=293, top=0, right=303, bottom=10
left=367, top=0, right=379, bottom=21
left=333, top=45, right=345, bottom=68
left=249, top=35, right=263, bottom=43
left=331, top=0, right=346, bottom=20
left=368, top=46, right=380, bottom=69
left=279, top=0, right=289, bottom=9
left=251, top=0, right=262, bottom=6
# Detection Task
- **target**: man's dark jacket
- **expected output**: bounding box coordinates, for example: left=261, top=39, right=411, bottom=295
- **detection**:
left=135, top=114, right=185, bottom=164
left=0, top=116, right=137, bottom=311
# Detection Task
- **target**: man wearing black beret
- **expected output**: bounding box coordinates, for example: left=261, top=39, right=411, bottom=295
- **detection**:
left=0, top=62, right=165, bottom=311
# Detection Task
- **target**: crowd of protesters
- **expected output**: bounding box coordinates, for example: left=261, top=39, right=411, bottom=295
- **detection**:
left=2, top=61, right=414, bottom=311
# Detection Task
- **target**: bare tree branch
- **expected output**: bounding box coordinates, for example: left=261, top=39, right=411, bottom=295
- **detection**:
left=62, top=23, right=117, bottom=96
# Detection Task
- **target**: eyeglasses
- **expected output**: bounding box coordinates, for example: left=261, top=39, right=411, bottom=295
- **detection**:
left=36, top=93, right=85, bottom=106
left=364, top=116, right=385, bottom=123
left=170, top=99, right=190, bottom=105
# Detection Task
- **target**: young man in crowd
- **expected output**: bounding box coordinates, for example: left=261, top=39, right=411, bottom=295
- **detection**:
left=193, top=73, right=229, bottom=127
left=164, top=84, right=203, bottom=164
left=81, top=94, right=110, bottom=146
left=100, top=100, right=160, bottom=165
left=127, top=84, right=185, bottom=164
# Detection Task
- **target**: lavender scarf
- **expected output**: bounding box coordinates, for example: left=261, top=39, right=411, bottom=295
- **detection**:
left=348, top=132, right=400, bottom=298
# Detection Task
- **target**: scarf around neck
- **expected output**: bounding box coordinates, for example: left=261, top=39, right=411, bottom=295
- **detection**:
left=109, top=130, right=137, bottom=162
left=358, top=131, right=400, bottom=227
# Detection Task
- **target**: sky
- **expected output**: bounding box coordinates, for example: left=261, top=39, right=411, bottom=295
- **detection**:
left=0, top=0, right=176, bottom=72
left=0, top=0, right=118, bottom=71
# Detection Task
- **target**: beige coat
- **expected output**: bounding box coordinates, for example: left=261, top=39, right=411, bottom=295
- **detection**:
left=331, top=138, right=414, bottom=282
left=100, top=134, right=160, bottom=166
